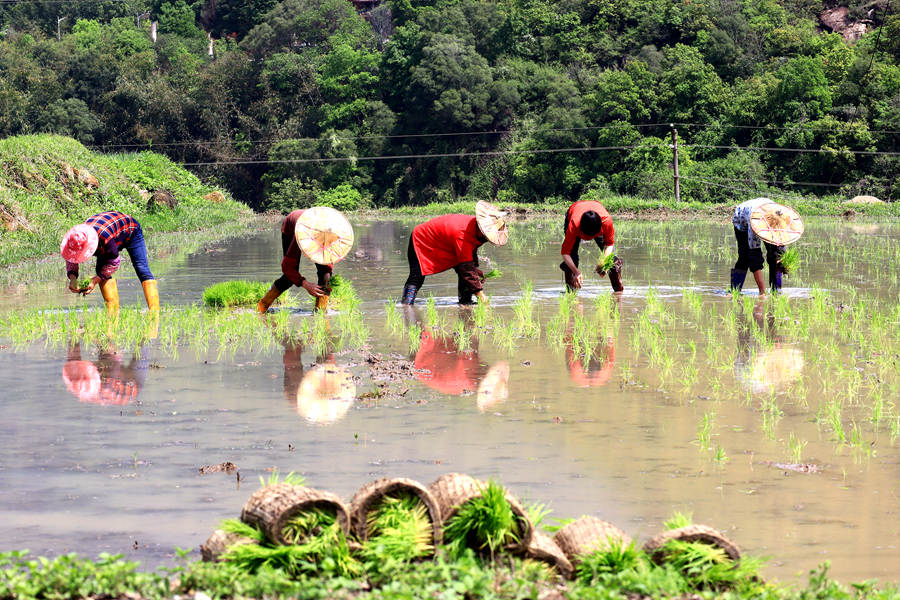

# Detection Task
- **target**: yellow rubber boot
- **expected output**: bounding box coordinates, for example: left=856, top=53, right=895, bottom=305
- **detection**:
left=142, top=280, right=160, bottom=311
left=257, top=285, right=283, bottom=313
left=99, top=279, right=120, bottom=314
left=315, top=295, right=329, bottom=313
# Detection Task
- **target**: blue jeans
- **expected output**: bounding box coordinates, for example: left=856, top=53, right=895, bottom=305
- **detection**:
left=125, top=225, right=155, bottom=282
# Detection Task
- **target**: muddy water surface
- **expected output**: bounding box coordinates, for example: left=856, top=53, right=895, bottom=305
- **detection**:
left=1, top=217, right=898, bottom=583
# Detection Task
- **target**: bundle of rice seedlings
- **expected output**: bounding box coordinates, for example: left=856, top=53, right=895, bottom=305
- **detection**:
left=327, top=274, right=358, bottom=309
left=659, top=539, right=764, bottom=590
left=76, top=277, right=92, bottom=294
left=597, top=253, right=616, bottom=274
left=202, top=281, right=284, bottom=308
left=442, top=480, right=521, bottom=558
left=484, top=268, right=502, bottom=279
left=575, top=538, right=643, bottom=582
left=778, top=247, right=799, bottom=273
left=360, top=493, right=434, bottom=574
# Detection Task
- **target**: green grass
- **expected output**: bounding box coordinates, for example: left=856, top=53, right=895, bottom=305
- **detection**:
left=0, top=134, right=250, bottom=268
left=202, top=281, right=283, bottom=308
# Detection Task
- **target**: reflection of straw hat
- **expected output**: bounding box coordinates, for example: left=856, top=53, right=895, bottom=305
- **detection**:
left=60, top=224, right=98, bottom=263
left=62, top=360, right=101, bottom=403
left=476, top=361, right=510, bottom=412
left=475, top=201, right=508, bottom=246
left=294, top=207, right=355, bottom=265
left=296, top=363, right=356, bottom=424
left=739, top=347, right=804, bottom=395
left=749, top=201, right=804, bottom=246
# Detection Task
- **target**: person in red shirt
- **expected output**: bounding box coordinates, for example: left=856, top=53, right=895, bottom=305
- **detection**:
left=401, top=201, right=508, bottom=305
left=257, top=210, right=333, bottom=312
left=567, top=337, right=616, bottom=387
left=560, top=200, right=623, bottom=292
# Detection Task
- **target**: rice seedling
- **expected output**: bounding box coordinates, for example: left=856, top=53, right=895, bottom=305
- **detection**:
left=512, top=281, right=538, bottom=338
left=326, top=274, right=358, bottom=311
left=203, top=281, right=287, bottom=308
left=484, top=268, right=502, bottom=279
left=258, top=470, right=306, bottom=488
left=360, top=493, right=433, bottom=575
left=76, top=277, right=92, bottom=294
left=788, top=433, right=807, bottom=463
left=425, top=296, right=438, bottom=329
left=597, top=252, right=616, bottom=274
left=472, top=296, right=490, bottom=329
left=694, top=412, right=714, bottom=452
left=779, top=247, right=799, bottom=273
left=575, top=539, right=643, bottom=580
left=443, top=480, right=520, bottom=559
left=659, top=538, right=766, bottom=591
left=664, top=512, right=693, bottom=530
left=407, top=324, right=422, bottom=354
left=713, top=446, right=729, bottom=464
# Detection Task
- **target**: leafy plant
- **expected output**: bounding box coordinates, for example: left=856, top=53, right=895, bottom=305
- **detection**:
left=443, top=480, right=520, bottom=558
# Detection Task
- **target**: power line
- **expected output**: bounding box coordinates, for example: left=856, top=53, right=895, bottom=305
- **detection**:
left=179, top=144, right=644, bottom=166
left=670, top=122, right=900, bottom=135
left=681, top=175, right=845, bottom=188
left=683, top=144, right=900, bottom=157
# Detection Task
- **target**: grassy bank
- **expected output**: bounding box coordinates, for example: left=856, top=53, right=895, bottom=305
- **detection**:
left=365, top=193, right=900, bottom=219
left=1, top=550, right=897, bottom=600
left=0, top=135, right=251, bottom=268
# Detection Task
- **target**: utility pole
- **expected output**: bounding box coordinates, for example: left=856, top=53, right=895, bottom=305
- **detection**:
left=57, top=15, right=66, bottom=41
left=670, top=125, right=681, bottom=203
left=136, top=11, right=150, bottom=28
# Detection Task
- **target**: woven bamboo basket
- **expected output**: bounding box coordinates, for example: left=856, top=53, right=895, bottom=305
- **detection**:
left=240, top=483, right=351, bottom=546
left=349, top=477, right=443, bottom=547
left=524, top=531, right=574, bottom=578
left=428, top=472, right=533, bottom=553
left=643, top=524, right=741, bottom=563
left=200, top=529, right=255, bottom=563
left=552, top=516, right=631, bottom=563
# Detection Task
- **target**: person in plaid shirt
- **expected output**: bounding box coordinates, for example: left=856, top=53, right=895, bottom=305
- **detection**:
left=60, top=211, right=159, bottom=312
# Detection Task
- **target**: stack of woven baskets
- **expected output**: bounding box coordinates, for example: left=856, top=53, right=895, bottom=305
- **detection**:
left=202, top=472, right=741, bottom=580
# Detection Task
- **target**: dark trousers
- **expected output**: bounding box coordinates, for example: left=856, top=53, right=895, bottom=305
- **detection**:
left=124, top=225, right=154, bottom=282
left=733, top=227, right=783, bottom=273
left=404, top=237, right=426, bottom=289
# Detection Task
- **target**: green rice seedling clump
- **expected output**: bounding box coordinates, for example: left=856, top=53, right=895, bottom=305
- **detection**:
left=202, top=281, right=277, bottom=308
left=779, top=247, right=800, bottom=273
left=598, top=252, right=616, bottom=273
left=327, top=275, right=358, bottom=310
left=660, top=539, right=766, bottom=591
left=361, top=494, right=433, bottom=579
left=484, top=268, right=502, bottom=279
left=76, top=278, right=92, bottom=293
left=443, top=480, right=519, bottom=558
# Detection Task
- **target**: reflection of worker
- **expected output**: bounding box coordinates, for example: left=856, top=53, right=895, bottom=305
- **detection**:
left=566, top=337, right=616, bottom=387
left=414, top=330, right=488, bottom=395
left=61, top=211, right=159, bottom=313
left=734, top=299, right=803, bottom=395
left=730, top=198, right=803, bottom=295
left=62, top=344, right=148, bottom=406
left=295, top=362, right=356, bottom=425
left=400, top=201, right=508, bottom=306
left=258, top=207, right=354, bottom=313
left=560, top=200, right=623, bottom=292
left=280, top=338, right=306, bottom=406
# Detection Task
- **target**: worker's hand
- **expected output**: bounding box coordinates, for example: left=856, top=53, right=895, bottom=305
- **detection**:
left=301, top=280, right=326, bottom=297
left=83, top=277, right=99, bottom=295
left=476, top=291, right=488, bottom=304
left=68, top=279, right=81, bottom=294
left=594, top=265, right=607, bottom=277
left=573, top=272, right=583, bottom=289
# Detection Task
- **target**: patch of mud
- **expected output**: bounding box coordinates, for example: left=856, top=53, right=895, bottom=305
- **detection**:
left=760, top=461, right=821, bottom=474
left=340, top=350, right=426, bottom=401
left=199, top=462, right=238, bottom=475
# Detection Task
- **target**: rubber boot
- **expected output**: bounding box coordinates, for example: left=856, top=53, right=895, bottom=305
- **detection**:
left=141, top=280, right=159, bottom=311
left=99, top=279, right=120, bottom=314
left=315, top=295, right=329, bottom=313
left=608, top=257, right=624, bottom=292
left=401, top=284, right=419, bottom=305
left=257, top=285, right=283, bottom=313
left=729, top=269, right=747, bottom=291
left=769, top=270, right=783, bottom=293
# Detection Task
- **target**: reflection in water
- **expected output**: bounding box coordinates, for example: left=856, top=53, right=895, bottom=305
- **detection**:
left=734, top=300, right=804, bottom=395
left=566, top=336, right=616, bottom=387
left=62, top=343, right=148, bottom=405
left=280, top=339, right=356, bottom=424
left=413, top=326, right=509, bottom=411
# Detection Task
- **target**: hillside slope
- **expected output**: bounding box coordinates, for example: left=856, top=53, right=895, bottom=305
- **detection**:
left=0, top=135, right=250, bottom=267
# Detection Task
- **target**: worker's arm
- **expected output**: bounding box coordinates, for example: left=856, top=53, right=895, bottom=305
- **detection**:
left=561, top=254, right=582, bottom=288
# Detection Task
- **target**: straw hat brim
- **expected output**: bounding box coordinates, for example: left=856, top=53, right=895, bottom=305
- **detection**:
left=294, top=207, right=355, bottom=265
left=296, top=364, right=356, bottom=424
left=749, top=202, right=803, bottom=246
left=475, top=201, right=509, bottom=246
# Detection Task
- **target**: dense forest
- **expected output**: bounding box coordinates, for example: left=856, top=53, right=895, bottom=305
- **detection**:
left=0, top=0, right=897, bottom=209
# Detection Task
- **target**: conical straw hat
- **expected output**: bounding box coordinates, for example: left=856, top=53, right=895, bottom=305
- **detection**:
left=475, top=201, right=508, bottom=246
left=296, top=363, right=356, bottom=424
left=749, top=201, right=803, bottom=246
left=476, top=361, right=510, bottom=412
left=294, top=206, right=355, bottom=265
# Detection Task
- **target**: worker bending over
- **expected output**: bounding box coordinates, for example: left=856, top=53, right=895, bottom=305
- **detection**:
left=560, top=199, right=623, bottom=292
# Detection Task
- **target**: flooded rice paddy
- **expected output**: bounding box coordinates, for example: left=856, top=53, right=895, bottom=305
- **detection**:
left=1, top=217, right=899, bottom=584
